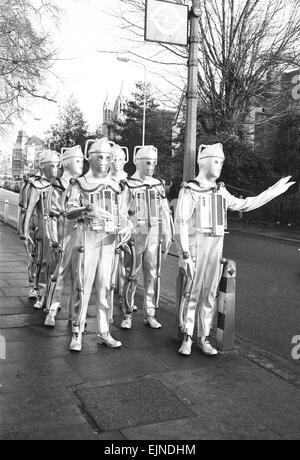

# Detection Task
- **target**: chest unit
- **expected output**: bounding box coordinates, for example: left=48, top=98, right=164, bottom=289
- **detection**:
left=38, top=187, right=51, bottom=217
left=132, top=188, right=161, bottom=228
left=87, top=188, right=119, bottom=232
left=194, top=192, right=227, bottom=237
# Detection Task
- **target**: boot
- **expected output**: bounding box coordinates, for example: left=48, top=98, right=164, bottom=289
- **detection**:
left=198, top=336, right=218, bottom=356
left=44, top=311, right=56, bottom=328
left=178, top=335, right=193, bottom=356
left=33, top=295, right=46, bottom=310
left=97, top=332, right=121, bottom=348
left=121, top=317, right=132, bottom=329
left=44, top=302, right=60, bottom=328
left=144, top=317, right=162, bottom=329
left=28, top=287, right=38, bottom=299
left=69, top=332, right=82, bottom=352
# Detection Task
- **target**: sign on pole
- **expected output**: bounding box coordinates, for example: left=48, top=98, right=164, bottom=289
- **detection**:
left=145, top=0, right=189, bottom=46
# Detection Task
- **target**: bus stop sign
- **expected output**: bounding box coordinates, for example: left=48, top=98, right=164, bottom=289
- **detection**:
left=145, top=0, right=188, bottom=46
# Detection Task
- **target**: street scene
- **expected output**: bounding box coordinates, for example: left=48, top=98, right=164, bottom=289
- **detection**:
left=1, top=0, right=300, bottom=444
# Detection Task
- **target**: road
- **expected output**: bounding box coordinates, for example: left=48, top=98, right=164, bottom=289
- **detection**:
left=160, top=232, right=300, bottom=370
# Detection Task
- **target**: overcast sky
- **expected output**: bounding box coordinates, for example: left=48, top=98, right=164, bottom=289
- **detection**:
left=0, top=0, right=185, bottom=152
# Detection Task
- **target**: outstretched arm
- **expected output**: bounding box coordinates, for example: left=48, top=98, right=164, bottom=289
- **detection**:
left=226, top=177, right=295, bottom=212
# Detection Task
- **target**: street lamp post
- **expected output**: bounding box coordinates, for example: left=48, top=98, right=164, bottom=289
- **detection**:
left=183, top=0, right=201, bottom=182
left=117, top=56, right=147, bottom=146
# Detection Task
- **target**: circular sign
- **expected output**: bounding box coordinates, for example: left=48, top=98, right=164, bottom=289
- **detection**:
left=150, top=4, right=184, bottom=36
left=193, top=6, right=201, bottom=17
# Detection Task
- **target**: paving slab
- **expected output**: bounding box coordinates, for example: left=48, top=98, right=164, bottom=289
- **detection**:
left=1, top=340, right=46, bottom=362
left=0, top=256, right=28, bottom=263
left=0, top=273, right=29, bottom=280
left=0, top=263, right=27, bottom=273
left=0, top=357, right=83, bottom=388
left=155, top=367, right=300, bottom=438
left=5, top=279, right=30, bottom=288
left=33, top=333, right=99, bottom=358
left=121, top=416, right=280, bottom=440
left=0, top=287, right=31, bottom=297
left=66, top=349, right=169, bottom=383
left=0, top=297, right=30, bottom=309
left=0, top=305, right=34, bottom=316
left=0, top=392, right=86, bottom=435
left=0, top=280, right=9, bottom=288
left=6, top=425, right=125, bottom=441
left=0, top=313, right=44, bottom=328
left=0, top=326, right=42, bottom=342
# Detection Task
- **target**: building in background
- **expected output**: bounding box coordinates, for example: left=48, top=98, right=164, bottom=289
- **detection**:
left=0, top=149, right=12, bottom=177
left=25, top=135, right=44, bottom=174
left=12, top=130, right=44, bottom=178
left=12, top=130, right=28, bottom=178
left=102, top=82, right=126, bottom=140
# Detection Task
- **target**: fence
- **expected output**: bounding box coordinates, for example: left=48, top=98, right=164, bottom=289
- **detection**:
left=0, top=189, right=19, bottom=230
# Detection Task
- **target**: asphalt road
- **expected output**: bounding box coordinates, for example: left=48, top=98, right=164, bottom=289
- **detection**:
left=160, top=233, right=300, bottom=370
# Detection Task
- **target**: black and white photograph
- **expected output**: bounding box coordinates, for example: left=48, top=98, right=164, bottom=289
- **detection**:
left=0, top=0, right=299, bottom=443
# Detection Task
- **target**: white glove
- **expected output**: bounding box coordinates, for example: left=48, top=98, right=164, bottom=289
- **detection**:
left=87, top=206, right=113, bottom=221
left=268, top=176, right=295, bottom=197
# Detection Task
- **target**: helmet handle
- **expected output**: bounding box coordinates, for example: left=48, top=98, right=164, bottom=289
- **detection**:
left=84, top=139, right=97, bottom=160
left=133, top=146, right=143, bottom=165
left=121, top=146, right=129, bottom=164
left=61, top=147, right=68, bottom=162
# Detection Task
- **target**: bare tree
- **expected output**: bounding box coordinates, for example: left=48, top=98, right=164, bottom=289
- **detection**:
left=0, top=0, right=60, bottom=130
left=110, top=0, right=300, bottom=135
left=197, top=0, right=300, bottom=134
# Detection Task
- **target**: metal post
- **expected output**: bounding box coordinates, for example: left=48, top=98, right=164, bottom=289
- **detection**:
left=17, top=206, right=21, bottom=232
left=239, top=195, right=243, bottom=224
left=183, top=1, right=200, bottom=182
left=216, top=259, right=236, bottom=353
left=4, top=200, right=9, bottom=224
left=0, top=334, right=6, bottom=360
left=142, top=66, right=147, bottom=146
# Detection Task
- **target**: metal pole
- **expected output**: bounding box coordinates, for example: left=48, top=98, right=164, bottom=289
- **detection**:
left=183, top=1, right=200, bottom=182
left=216, top=259, right=236, bottom=353
left=17, top=206, right=21, bottom=232
left=142, top=66, right=147, bottom=146
left=4, top=200, right=9, bottom=224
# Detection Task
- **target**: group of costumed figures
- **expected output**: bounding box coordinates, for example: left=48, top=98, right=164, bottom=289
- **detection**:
left=18, top=138, right=294, bottom=356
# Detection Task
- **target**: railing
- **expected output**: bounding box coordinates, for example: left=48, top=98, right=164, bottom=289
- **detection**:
left=0, top=190, right=19, bottom=230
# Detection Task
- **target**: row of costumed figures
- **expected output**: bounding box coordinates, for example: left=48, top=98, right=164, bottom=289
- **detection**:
left=18, top=138, right=294, bottom=356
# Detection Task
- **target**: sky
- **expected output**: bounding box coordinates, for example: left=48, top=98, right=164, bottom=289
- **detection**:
left=0, top=0, right=186, bottom=153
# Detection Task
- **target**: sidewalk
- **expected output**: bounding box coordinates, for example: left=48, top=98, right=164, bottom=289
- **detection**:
left=0, top=221, right=300, bottom=440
